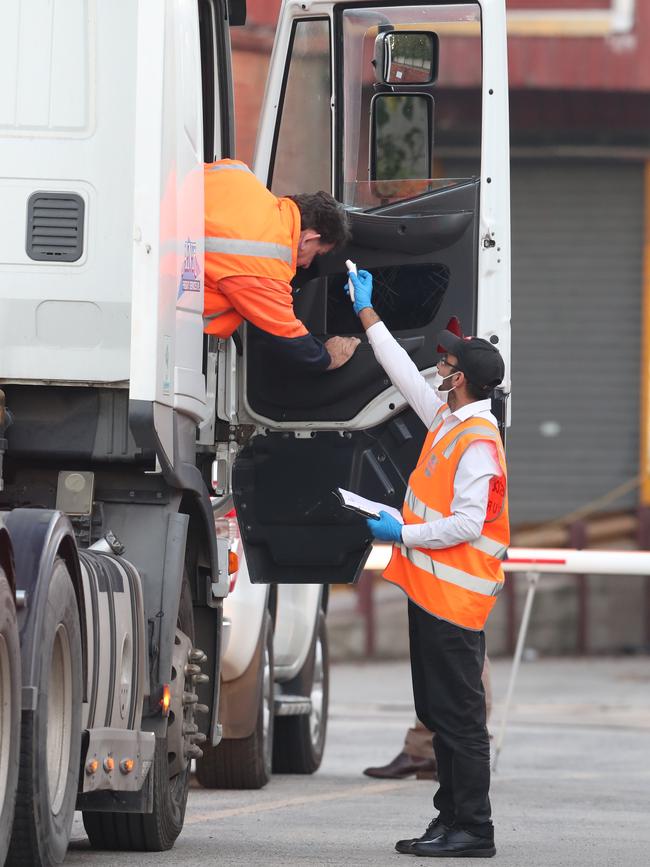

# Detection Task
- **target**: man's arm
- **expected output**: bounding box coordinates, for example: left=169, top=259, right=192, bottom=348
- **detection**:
left=220, top=276, right=358, bottom=370
left=358, top=307, right=381, bottom=330
left=249, top=326, right=331, bottom=370
left=353, top=281, right=443, bottom=429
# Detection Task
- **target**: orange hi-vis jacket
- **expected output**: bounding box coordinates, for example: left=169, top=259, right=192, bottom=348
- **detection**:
left=384, top=409, right=509, bottom=631
left=203, top=159, right=306, bottom=339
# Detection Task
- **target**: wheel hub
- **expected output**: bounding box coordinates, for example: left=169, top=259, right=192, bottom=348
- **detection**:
left=166, top=631, right=209, bottom=777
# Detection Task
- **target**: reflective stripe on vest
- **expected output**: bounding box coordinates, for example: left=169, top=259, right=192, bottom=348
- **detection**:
left=430, top=405, right=447, bottom=433
left=204, top=236, right=294, bottom=264
left=404, top=488, right=508, bottom=560
left=442, top=425, right=498, bottom=459
left=207, top=163, right=252, bottom=173
left=405, top=488, right=443, bottom=522
left=203, top=307, right=234, bottom=324
left=399, top=544, right=503, bottom=597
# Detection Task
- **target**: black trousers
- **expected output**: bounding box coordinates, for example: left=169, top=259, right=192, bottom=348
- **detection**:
left=408, top=600, right=493, bottom=837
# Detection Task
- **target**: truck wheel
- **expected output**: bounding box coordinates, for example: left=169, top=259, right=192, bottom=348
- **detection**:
left=0, top=568, right=20, bottom=867
left=196, top=611, right=274, bottom=789
left=83, top=575, right=196, bottom=851
left=8, top=559, right=82, bottom=867
left=273, top=610, right=329, bottom=775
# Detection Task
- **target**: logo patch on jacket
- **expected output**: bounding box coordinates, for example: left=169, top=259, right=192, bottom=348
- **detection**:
left=178, top=238, right=201, bottom=298
left=423, top=454, right=438, bottom=477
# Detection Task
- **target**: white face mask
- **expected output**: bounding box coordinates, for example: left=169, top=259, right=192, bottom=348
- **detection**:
left=432, top=370, right=458, bottom=400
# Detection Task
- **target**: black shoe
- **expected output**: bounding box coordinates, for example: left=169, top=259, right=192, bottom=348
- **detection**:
left=364, top=751, right=436, bottom=780
left=412, top=828, right=496, bottom=858
left=395, top=817, right=449, bottom=855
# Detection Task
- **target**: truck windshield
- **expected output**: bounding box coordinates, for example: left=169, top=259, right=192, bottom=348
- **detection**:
left=341, top=3, right=482, bottom=209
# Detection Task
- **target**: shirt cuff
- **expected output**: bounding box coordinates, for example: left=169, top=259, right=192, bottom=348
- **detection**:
left=400, top=523, right=422, bottom=549
left=366, top=320, right=393, bottom=347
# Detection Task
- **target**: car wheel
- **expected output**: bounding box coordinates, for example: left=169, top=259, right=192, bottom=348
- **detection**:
left=273, top=609, right=329, bottom=774
left=195, top=610, right=274, bottom=789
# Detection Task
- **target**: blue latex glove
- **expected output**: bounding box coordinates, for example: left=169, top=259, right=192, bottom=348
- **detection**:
left=347, top=269, right=373, bottom=315
left=366, top=510, right=403, bottom=543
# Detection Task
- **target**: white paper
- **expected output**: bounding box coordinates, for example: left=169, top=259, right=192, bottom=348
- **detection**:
left=335, top=488, right=403, bottom=524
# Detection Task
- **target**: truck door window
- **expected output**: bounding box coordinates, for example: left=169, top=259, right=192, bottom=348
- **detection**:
left=340, top=3, right=481, bottom=209
left=199, top=0, right=230, bottom=161
left=199, top=0, right=218, bottom=160
left=270, top=19, right=332, bottom=196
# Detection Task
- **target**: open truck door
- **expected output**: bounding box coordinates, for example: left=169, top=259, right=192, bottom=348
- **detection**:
left=233, top=0, right=511, bottom=584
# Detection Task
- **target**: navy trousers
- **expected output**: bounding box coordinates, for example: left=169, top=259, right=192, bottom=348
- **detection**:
left=407, top=600, right=493, bottom=838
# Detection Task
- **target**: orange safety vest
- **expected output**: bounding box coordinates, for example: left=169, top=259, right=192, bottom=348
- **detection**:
left=203, top=160, right=300, bottom=336
left=384, top=408, right=509, bottom=631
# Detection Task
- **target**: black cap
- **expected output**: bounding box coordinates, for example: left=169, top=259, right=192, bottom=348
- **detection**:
left=437, top=330, right=505, bottom=389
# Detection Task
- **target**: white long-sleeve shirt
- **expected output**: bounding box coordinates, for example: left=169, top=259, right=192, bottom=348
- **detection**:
left=366, top=321, right=503, bottom=550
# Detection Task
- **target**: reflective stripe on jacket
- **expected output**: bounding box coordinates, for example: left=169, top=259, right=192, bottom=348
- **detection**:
left=203, top=159, right=300, bottom=337
left=383, top=415, right=509, bottom=631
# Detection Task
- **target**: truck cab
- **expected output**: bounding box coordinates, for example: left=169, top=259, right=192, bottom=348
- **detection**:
left=0, top=0, right=239, bottom=860
left=225, top=0, right=511, bottom=586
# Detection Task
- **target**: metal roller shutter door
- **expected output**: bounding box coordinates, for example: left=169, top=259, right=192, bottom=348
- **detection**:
left=507, top=161, right=644, bottom=524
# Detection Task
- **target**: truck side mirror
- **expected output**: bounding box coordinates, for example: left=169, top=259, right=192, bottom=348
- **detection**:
left=370, top=93, right=434, bottom=181
left=373, top=30, right=438, bottom=85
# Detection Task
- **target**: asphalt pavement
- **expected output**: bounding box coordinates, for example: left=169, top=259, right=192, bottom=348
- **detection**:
left=68, top=655, right=650, bottom=866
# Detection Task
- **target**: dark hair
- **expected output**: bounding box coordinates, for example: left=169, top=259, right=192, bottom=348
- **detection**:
left=465, top=379, right=494, bottom=401
left=287, top=191, right=351, bottom=248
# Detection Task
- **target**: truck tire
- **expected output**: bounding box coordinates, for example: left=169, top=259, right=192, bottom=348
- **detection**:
left=7, top=559, right=82, bottom=867
left=0, top=568, right=21, bottom=867
left=83, top=575, right=195, bottom=851
left=273, top=610, right=329, bottom=775
left=196, top=611, right=274, bottom=790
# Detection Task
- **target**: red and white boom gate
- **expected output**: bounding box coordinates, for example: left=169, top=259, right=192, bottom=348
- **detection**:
left=494, top=547, right=650, bottom=770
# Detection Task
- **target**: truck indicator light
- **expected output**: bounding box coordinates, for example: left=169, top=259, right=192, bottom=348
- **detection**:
left=86, top=759, right=99, bottom=775
left=160, top=684, right=171, bottom=715
left=103, top=756, right=115, bottom=773
left=228, top=551, right=239, bottom=593
left=119, top=758, right=135, bottom=774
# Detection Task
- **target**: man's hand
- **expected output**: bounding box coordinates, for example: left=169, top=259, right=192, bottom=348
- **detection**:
left=366, top=511, right=403, bottom=543
left=324, top=336, right=360, bottom=370
left=347, top=269, right=373, bottom=314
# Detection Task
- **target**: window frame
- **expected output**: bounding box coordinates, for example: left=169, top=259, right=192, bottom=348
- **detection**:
left=267, top=16, right=333, bottom=193
left=334, top=2, right=484, bottom=206
left=198, top=0, right=235, bottom=161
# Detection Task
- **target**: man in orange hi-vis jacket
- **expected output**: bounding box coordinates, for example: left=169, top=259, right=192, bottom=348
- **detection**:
left=204, top=159, right=359, bottom=371
left=347, top=267, right=508, bottom=859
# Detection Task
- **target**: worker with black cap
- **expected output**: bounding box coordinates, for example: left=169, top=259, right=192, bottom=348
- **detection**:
left=347, top=268, right=509, bottom=859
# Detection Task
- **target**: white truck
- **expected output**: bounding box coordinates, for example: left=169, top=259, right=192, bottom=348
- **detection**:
left=0, top=1, right=242, bottom=863
left=0, top=0, right=510, bottom=862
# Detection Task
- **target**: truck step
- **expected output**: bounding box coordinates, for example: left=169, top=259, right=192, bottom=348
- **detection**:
left=274, top=695, right=312, bottom=717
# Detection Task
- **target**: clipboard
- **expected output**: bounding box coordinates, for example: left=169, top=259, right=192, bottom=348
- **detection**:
left=334, top=488, right=403, bottom=524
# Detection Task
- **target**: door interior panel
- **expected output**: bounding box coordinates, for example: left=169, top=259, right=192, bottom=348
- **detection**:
left=364, top=178, right=479, bottom=216
left=246, top=333, right=423, bottom=416
left=245, top=180, right=480, bottom=423
left=232, top=408, right=427, bottom=583
left=239, top=180, right=481, bottom=581
left=350, top=211, right=473, bottom=255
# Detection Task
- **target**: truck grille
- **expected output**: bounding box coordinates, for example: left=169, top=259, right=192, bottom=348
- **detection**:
left=26, top=192, right=85, bottom=262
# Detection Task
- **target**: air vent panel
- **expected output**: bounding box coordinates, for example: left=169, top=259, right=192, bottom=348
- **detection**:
left=26, top=192, right=85, bottom=262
